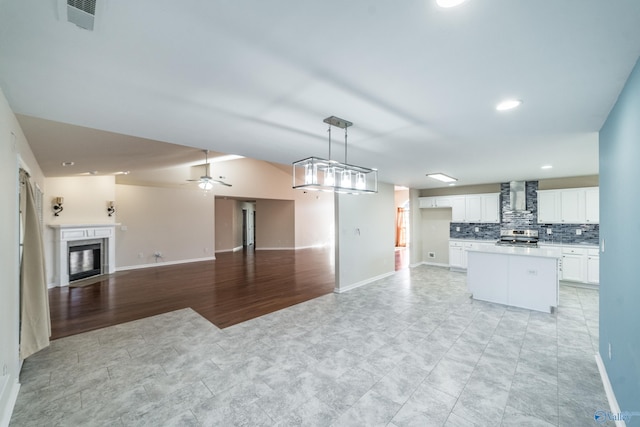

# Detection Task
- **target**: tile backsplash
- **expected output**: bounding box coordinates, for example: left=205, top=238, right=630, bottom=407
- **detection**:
left=449, top=180, right=599, bottom=245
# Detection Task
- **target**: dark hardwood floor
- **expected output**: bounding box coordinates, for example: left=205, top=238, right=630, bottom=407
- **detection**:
left=49, top=247, right=335, bottom=339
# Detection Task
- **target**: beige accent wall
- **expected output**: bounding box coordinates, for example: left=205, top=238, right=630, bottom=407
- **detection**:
left=538, top=175, right=599, bottom=190
left=215, top=198, right=240, bottom=252
left=419, top=183, right=501, bottom=197
left=115, top=185, right=215, bottom=268
left=255, top=199, right=295, bottom=249
left=0, top=88, right=45, bottom=422
left=44, top=176, right=116, bottom=226
left=409, top=188, right=423, bottom=266
left=421, top=208, right=453, bottom=265
left=335, top=182, right=396, bottom=292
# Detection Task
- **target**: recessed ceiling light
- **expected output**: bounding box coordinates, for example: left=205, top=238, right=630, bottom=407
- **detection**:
left=61, top=161, right=75, bottom=167
left=436, top=0, right=467, bottom=8
left=496, top=99, right=522, bottom=111
left=427, top=173, right=458, bottom=183
left=541, top=165, right=553, bottom=169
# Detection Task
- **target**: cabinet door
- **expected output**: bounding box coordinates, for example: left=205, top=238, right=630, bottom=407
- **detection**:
left=561, top=253, right=584, bottom=282
left=419, top=197, right=435, bottom=208
left=449, top=245, right=464, bottom=268
left=585, top=188, right=599, bottom=223
left=481, top=194, right=500, bottom=223
left=435, top=197, right=452, bottom=207
left=560, top=189, right=586, bottom=223
left=587, top=255, right=599, bottom=284
left=537, top=191, right=561, bottom=223
left=451, top=197, right=466, bottom=222
left=465, top=196, right=482, bottom=223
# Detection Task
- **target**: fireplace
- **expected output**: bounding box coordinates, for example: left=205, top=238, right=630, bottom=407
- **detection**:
left=68, top=242, right=103, bottom=282
left=50, top=224, right=117, bottom=287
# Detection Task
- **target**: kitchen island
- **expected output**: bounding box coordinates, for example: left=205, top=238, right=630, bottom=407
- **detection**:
left=466, top=245, right=561, bottom=313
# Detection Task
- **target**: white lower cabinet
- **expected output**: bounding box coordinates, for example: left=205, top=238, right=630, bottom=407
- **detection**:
left=449, top=242, right=464, bottom=269
left=561, top=248, right=586, bottom=282
left=450, top=241, right=494, bottom=270
left=557, top=246, right=599, bottom=285
left=587, top=249, right=600, bottom=284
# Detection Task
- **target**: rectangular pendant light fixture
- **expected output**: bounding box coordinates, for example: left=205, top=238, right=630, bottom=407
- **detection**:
left=292, top=116, right=378, bottom=195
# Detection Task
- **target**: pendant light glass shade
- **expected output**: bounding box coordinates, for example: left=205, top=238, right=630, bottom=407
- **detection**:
left=292, top=116, right=378, bottom=195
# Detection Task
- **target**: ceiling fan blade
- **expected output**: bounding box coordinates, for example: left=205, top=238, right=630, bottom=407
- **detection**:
left=213, top=180, right=232, bottom=187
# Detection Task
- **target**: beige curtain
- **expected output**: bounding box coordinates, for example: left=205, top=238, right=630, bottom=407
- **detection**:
left=395, top=207, right=406, bottom=247
left=19, top=169, right=50, bottom=359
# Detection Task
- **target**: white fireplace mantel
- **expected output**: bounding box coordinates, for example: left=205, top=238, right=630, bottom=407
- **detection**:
left=49, top=224, right=117, bottom=287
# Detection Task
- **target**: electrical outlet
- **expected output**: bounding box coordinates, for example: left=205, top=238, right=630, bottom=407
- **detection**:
left=576, top=229, right=582, bottom=235
left=547, top=228, right=552, bottom=235
left=456, top=226, right=460, bottom=232
left=474, top=227, right=479, bottom=232
left=428, top=252, right=435, bottom=258
left=154, top=251, right=162, bottom=257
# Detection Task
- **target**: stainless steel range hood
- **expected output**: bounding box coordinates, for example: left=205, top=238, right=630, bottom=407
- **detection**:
left=508, top=181, right=527, bottom=212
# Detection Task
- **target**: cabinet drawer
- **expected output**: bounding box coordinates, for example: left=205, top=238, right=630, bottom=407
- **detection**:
left=562, top=247, right=587, bottom=255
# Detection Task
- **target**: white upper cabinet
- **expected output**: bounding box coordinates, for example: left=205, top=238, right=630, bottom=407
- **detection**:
left=560, top=189, right=586, bottom=223
left=537, top=187, right=598, bottom=224
left=465, top=196, right=482, bottom=223
left=585, top=188, right=599, bottom=223
left=420, top=193, right=500, bottom=223
left=481, top=193, right=500, bottom=223
left=419, top=196, right=452, bottom=208
left=451, top=197, right=466, bottom=222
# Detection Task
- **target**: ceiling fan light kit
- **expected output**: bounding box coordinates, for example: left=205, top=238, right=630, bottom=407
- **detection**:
left=292, top=116, right=377, bottom=195
left=188, top=150, right=232, bottom=190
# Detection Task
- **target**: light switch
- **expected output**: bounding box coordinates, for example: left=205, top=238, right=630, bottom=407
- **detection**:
left=474, top=227, right=479, bottom=232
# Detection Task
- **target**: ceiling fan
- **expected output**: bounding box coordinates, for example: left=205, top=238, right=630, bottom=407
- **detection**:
left=187, top=150, right=232, bottom=189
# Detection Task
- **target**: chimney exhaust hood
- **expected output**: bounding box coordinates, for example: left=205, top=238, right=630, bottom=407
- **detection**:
left=508, top=181, right=528, bottom=212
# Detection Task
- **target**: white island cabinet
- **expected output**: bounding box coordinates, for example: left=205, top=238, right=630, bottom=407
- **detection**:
left=466, top=246, right=560, bottom=313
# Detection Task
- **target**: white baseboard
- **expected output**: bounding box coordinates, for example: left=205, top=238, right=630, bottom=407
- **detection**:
left=417, top=261, right=450, bottom=268
left=0, top=379, right=20, bottom=427
left=214, top=247, right=243, bottom=254
left=334, top=271, right=395, bottom=294
left=116, top=256, right=216, bottom=272
left=595, top=353, right=626, bottom=427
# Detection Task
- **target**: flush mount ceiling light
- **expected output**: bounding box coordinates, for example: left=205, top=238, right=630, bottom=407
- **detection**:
left=496, top=99, right=523, bottom=111
left=427, top=173, right=458, bottom=183
left=61, top=161, right=75, bottom=167
left=541, top=165, right=553, bottom=169
left=292, top=116, right=378, bottom=195
left=436, top=0, right=468, bottom=8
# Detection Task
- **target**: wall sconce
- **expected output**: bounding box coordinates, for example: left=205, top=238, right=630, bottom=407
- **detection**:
left=52, top=197, right=64, bottom=216
left=107, top=201, right=116, bottom=217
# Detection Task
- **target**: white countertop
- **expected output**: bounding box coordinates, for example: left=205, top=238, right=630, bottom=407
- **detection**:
left=466, top=244, right=561, bottom=259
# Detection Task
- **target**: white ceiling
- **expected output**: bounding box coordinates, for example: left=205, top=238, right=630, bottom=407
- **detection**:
left=1, top=0, right=640, bottom=189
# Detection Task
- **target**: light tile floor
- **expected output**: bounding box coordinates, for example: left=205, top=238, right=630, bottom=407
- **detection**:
left=10, top=266, right=612, bottom=426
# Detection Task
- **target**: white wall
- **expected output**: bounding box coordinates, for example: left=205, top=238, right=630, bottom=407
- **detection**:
left=334, top=182, right=396, bottom=292
left=115, top=185, right=215, bottom=268
left=0, top=88, right=45, bottom=426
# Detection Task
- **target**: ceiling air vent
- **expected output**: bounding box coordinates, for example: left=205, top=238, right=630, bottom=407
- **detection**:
left=67, top=0, right=96, bottom=31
